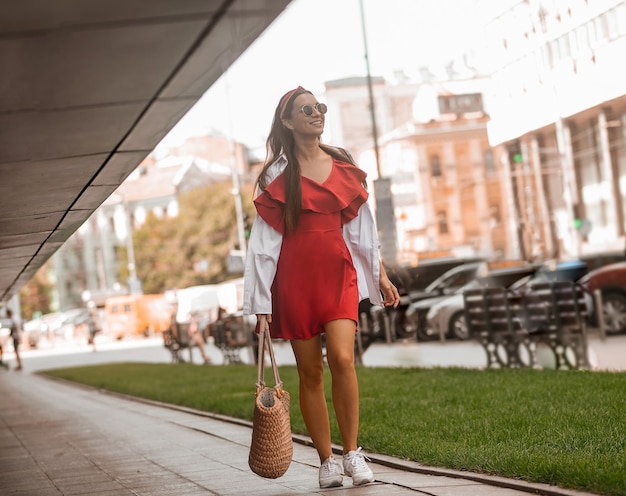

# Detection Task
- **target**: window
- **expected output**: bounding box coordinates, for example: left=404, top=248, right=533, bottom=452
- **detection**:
left=490, top=205, right=501, bottom=225
left=431, top=155, right=442, bottom=178
left=437, top=211, right=449, bottom=234
left=438, top=93, right=484, bottom=115
left=606, top=4, right=626, bottom=39
left=484, top=149, right=495, bottom=177
left=593, top=14, right=608, bottom=43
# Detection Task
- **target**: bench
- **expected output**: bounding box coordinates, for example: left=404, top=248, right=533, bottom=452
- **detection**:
left=464, top=287, right=533, bottom=368
left=209, top=314, right=251, bottom=365
left=162, top=323, right=193, bottom=363
left=521, top=281, right=590, bottom=370
left=463, top=282, right=590, bottom=370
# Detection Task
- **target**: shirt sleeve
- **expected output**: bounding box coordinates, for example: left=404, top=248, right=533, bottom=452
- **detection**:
left=342, top=201, right=383, bottom=306
left=243, top=213, right=283, bottom=315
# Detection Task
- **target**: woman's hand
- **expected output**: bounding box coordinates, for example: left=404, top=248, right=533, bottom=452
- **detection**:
left=379, top=261, right=400, bottom=308
left=256, top=314, right=272, bottom=334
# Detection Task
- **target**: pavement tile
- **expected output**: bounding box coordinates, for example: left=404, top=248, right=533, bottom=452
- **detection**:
left=56, top=481, right=130, bottom=495
left=4, top=489, right=63, bottom=496
left=425, top=483, right=533, bottom=496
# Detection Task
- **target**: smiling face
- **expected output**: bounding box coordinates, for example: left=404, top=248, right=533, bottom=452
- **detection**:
left=282, top=93, right=326, bottom=138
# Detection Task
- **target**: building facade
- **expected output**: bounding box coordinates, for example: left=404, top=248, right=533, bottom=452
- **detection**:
left=479, top=0, right=626, bottom=259
left=324, top=76, right=510, bottom=265
left=324, top=0, right=626, bottom=265
left=52, top=134, right=248, bottom=310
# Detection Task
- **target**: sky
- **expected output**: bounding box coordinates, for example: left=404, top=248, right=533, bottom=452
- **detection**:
left=157, top=0, right=495, bottom=152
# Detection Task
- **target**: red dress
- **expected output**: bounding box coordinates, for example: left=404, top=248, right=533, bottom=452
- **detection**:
left=254, top=159, right=368, bottom=340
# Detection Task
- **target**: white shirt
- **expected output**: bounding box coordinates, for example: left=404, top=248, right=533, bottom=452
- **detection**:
left=242, top=155, right=383, bottom=315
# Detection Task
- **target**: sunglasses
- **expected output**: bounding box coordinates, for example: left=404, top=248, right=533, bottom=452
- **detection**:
left=299, top=103, right=327, bottom=116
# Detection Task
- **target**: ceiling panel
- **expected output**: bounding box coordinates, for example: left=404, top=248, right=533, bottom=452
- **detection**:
left=92, top=152, right=152, bottom=186
left=118, top=97, right=199, bottom=151
left=0, top=0, right=292, bottom=303
left=0, top=0, right=223, bottom=33
left=1, top=156, right=106, bottom=216
left=0, top=103, right=147, bottom=163
left=0, top=22, right=211, bottom=111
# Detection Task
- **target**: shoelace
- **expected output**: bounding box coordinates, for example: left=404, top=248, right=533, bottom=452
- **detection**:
left=346, top=447, right=371, bottom=469
left=321, top=458, right=339, bottom=475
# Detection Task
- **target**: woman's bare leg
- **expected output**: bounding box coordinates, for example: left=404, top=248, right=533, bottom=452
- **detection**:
left=324, top=319, right=359, bottom=454
left=290, top=335, right=332, bottom=462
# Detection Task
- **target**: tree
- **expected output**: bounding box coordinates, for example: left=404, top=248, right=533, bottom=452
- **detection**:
left=125, top=181, right=255, bottom=294
left=19, top=263, right=53, bottom=319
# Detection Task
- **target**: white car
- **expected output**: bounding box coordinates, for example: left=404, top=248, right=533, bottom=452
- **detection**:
left=425, top=265, right=542, bottom=340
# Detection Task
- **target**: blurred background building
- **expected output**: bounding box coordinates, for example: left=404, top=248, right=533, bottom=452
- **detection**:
left=51, top=134, right=249, bottom=310
left=45, top=0, right=626, bottom=312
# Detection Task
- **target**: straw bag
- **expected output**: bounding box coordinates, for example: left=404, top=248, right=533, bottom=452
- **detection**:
left=248, top=328, right=292, bottom=478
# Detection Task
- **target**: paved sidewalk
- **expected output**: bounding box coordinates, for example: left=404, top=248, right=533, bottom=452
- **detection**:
left=0, top=371, right=600, bottom=496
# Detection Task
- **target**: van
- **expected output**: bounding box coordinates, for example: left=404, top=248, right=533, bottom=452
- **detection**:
left=104, top=294, right=171, bottom=339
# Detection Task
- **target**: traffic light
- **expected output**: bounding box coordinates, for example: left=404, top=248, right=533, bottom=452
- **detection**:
left=573, top=204, right=583, bottom=229
left=509, top=140, right=523, bottom=164
left=243, top=214, right=252, bottom=239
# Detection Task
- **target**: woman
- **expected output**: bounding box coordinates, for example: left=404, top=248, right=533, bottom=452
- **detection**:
left=243, top=86, right=399, bottom=488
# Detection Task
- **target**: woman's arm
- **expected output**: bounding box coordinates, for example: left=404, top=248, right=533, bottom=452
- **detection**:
left=342, top=201, right=383, bottom=305
left=343, top=202, right=399, bottom=307
left=242, top=214, right=283, bottom=315
left=378, top=259, right=400, bottom=307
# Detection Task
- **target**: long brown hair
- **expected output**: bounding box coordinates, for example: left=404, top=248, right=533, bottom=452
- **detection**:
left=255, top=88, right=358, bottom=234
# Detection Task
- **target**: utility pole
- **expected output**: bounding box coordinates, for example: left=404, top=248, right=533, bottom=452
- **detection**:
left=224, top=71, right=247, bottom=273
left=359, top=0, right=381, bottom=178
left=359, top=0, right=397, bottom=265
left=122, top=194, right=141, bottom=294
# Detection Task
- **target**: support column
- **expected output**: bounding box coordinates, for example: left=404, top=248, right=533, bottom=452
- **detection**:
left=555, top=118, right=581, bottom=257
left=530, top=137, right=554, bottom=258
left=598, top=110, right=619, bottom=239
left=500, top=151, right=522, bottom=260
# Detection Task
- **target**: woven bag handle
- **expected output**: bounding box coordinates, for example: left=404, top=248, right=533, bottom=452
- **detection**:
left=256, top=328, right=283, bottom=396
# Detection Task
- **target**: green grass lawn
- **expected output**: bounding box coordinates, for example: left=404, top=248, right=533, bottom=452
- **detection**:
left=41, top=364, right=626, bottom=496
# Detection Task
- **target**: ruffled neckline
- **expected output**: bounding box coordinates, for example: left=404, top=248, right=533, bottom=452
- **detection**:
left=261, top=159, right=366, bottom=212
left=254, top=158, right=368, bottom=233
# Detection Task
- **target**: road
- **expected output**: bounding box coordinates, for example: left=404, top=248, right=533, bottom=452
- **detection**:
left=3, top=329, right=624, bottom=373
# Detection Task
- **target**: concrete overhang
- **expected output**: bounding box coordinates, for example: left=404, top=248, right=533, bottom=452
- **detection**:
left=0, top=0, right=291, bottom=303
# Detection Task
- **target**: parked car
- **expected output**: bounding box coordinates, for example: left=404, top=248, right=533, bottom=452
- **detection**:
left=578, top=262, right=626, bottom=334
left=425, top=260, right=596, bottom=341
left=30, top=312, right=66, bottom=340
left=393, top=262, right=486, bottom=339
left=370, top=257, right=485, bottom=343
left=58, top=308, right=91, bottom=339
left=387, top=256, right=485, bottom=296
left=579, top=251, right=626, bottom=272
left=23, top=309, right=92, bottom=343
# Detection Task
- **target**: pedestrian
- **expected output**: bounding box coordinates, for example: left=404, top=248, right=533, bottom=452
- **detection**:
left=6, top=310, right=23, bottom=371
left=189, top=312, right=211, bottom=365
left=86, top=307, right=100, bottom=352
left=243, top=86, right=400, bottom=488
left=0, top=333, right=6, bottom=369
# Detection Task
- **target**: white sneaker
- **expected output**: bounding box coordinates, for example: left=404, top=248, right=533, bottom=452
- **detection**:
left=319, top=455, right=343, bottom=488
left=343, top=448, right=374, bottom=486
